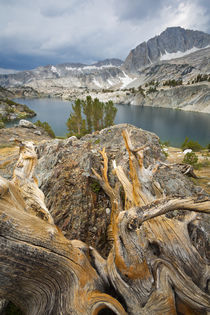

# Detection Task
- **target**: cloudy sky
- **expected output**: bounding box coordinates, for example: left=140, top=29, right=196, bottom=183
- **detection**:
left=0, top=0, right=210, bottom=70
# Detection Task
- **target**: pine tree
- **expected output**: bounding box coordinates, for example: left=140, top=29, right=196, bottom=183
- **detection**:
left=66, top=96, right=117, bottom=138
left=82, top=96, right=93, bottom=133
left=104, top=100, right=117, bottom=128
left=66, top=99, right=86, bottom=138
left=92, top=98, right=104, bottom=131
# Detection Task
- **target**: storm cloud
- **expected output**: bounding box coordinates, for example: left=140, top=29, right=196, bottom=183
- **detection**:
left=0, top=0, right=209, bottom=70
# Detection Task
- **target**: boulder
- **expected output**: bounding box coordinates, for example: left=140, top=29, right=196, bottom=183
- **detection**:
left=19, top=119, right=37, bottom=129
left=34, top=130, right=42, bottom=136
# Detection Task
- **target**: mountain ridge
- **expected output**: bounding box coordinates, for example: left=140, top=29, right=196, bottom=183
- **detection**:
left=0, top=26, right=209, bottom=114
left=123, top=26, right=210, bottom=73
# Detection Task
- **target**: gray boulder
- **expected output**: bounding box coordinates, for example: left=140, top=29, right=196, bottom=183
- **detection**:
left=19, top=119, right=37, bottom=129
left=34, top=130, right=42, bottom=136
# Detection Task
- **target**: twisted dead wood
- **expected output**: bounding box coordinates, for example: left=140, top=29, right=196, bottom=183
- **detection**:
left=0, top=141, right=126, bottom=315
left=0, top=133, right=209, bottom=315
left=92, top=130, right=210, bottom=314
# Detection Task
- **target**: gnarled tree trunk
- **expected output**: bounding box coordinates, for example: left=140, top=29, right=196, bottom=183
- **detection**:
left=0, top=133, right=209, bottom=314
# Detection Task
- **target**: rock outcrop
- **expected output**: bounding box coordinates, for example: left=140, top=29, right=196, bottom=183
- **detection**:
left=18, top=119, right=37, bottom=129
left=128, top=84, right=210, bottom=113
left=127, top=46, right=210, bottom=84
left=0, top=99, right=36, bottom=128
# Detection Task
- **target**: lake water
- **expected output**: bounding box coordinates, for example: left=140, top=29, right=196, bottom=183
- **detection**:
left=8, top=98, right=210, bottom=147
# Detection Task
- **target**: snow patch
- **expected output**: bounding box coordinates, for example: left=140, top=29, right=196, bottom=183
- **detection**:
left=51, top=66, right=58, bottom=73
left=66, top=64, right=116, bottom=72
left=120, top=71, right=136, bottom=89
left=107, top=79, right=114, bottom=86
left=93, top=78, right=102, bottom=88
left=160, top=46, right=210, bottom=61
left=84, top=64, right=116, bottom=70
left=66, top=66, right=82, bottom=72
left=183, top=149, right=192, bottom=154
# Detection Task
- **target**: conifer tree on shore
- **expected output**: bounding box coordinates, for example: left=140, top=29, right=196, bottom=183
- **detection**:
left=66, top=96, right=117, bottom=137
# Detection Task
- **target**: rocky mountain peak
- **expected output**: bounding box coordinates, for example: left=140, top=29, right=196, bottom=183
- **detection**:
left=92, top=58, right=123, bottom=67
left=123, top=26, right=210, bottom=73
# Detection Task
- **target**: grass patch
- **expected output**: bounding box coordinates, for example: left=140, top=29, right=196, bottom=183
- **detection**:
left=94, top=138, right=100, bottom=144
left=90, top=179, right=101, bottom=194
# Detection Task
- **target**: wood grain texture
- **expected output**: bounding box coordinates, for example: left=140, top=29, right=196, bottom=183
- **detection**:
left=0, top=133, right=209, bottom=315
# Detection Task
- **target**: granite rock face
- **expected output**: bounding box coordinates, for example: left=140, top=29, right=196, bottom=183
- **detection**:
left=129, top=84, right=210, bottom=113
left=34, top=124, right=200, bottom=257
left=123, top=27, right=210, bottom=73
left=132, top=46, right=210, bottom=82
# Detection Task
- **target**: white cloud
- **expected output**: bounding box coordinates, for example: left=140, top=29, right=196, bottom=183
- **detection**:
left=160, top=1, right=209, bottom=31
left=0, top=0, right=209, bottom=69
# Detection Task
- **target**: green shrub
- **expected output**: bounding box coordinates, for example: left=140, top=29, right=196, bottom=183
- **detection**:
left=159, top=140, right=169, bottom=157
left=182, top=152, right=198, bottom=166
left=145, top=80, right=159, bottom=87
left=129, top=87, right=136, bottom=93
left=34, top=120, right=55, bottom=138
left=163, top=79, right=182, bottom=87
left=181, top=137, right=203, bottom=152
left=159, top=140, right=170, bottom=147
left=90, top=179, right=101, bottom=193
left=192, top=73, right=210, bottom=83
left=138, top=85, right=145, bottom=97
left=0, top=120, right=4, bottom=128
left=0, top=114, right=4, bottom=128
left=146, top=86, right=157, bottom=94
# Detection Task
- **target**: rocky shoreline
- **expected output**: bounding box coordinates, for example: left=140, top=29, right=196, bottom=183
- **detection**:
left=18, top=82, right=210, bottom=114
left=0, top=98, right=36, bottom=128
left=1, top=80, right=210, bottom=114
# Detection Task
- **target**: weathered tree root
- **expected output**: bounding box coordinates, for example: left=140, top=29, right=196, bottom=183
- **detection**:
left=0, top=134, right=209, bottom=315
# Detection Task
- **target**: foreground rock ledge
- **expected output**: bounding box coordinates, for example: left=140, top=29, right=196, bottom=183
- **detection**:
left=0, top=125, right=209, bottom=315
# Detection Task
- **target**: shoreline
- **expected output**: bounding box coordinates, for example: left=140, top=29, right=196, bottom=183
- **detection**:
left=5, top=81, right=210, bottom=114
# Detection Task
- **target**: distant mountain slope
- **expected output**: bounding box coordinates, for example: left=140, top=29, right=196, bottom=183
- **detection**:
left=126, top=46, right=210, bottom=86
left=0, top=27, right=209, bottom=92
left=0, top=59, right=124, bottom=89
left=93, top=58, right=123, bottom=67
left=0, top=68, right=19, bottom=75
left=123, top=26, right=210, bottom=73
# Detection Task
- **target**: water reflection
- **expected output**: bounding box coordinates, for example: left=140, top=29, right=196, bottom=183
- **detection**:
left=115, top=104, right=210, bottom=146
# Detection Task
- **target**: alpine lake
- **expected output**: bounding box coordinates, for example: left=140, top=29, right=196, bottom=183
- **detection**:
left=7, top=97, right=210, bottom=147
